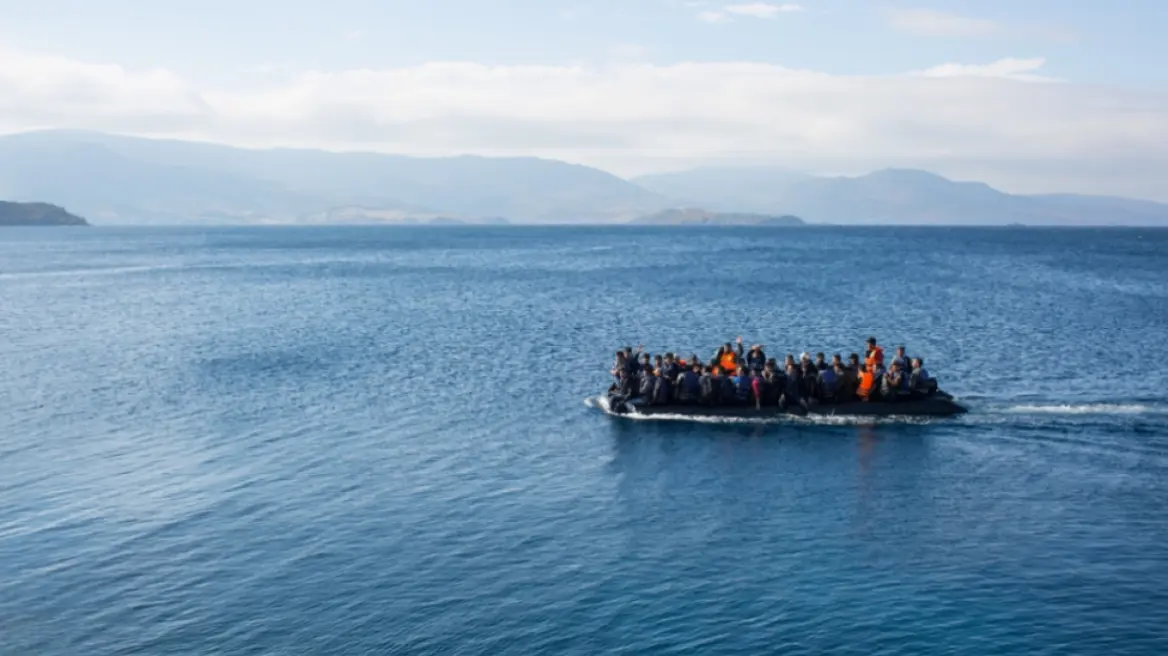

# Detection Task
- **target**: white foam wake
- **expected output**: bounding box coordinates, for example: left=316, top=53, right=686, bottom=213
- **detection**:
left=1004, top=403, right=1164, bottom=415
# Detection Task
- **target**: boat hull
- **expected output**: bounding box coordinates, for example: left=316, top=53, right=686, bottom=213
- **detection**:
left=606, top=394, right=967, bottom=418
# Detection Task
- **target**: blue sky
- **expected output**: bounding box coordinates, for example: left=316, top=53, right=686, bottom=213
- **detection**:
left=0, top=0, right=1165, bottom=198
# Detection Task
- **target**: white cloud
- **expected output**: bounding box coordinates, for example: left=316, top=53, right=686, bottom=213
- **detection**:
left=0, top=46, right=1165, bottom=197
left=698, top=10, right=728, bottom=22
left=886, top=9, right=999, bottom=37
left=917, top=57, right=1056, bottom=82
left=725, top=3, right=804, bottom=18
left=344, top=29, right=363, bottom=42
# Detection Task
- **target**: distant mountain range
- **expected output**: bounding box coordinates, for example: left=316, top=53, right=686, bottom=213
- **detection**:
left=0, top=130, right=1166, bottom=226
left=632, top=208, right=804, bottom=226
left=0, top=201, right=87, bottom=226
left=632, top=167, right=1168, bottom=227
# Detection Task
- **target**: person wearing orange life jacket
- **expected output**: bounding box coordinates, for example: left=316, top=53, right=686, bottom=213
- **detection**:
left=857, top=363, right=876, bottom=401
left=864, top=337, right=885, bottom=372
left=715, top=337, right=745, bottom=373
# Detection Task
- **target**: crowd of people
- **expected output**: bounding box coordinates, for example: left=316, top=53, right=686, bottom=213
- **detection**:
left=608, top=336, right=938, bottom=410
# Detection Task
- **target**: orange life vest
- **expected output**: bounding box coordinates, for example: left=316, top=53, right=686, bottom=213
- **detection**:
left=719, top=352, right=738, bottom=371
left=857, top=370, right=875, bottom=398
left=866, top=346, right=884, bottom=368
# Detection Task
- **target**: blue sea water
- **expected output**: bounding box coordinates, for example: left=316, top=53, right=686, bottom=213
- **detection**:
left=2, top=225, right=1168, bottom=655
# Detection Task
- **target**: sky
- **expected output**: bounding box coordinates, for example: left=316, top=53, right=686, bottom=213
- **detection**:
left=0, top=0, right=1166, bottom=199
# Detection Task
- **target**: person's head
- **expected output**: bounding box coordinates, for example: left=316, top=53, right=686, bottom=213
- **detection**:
left=690, top=354, right=700, bottom=365
left=832, top=353, right=843, bottom=365
left=848, top=353, right=860, bottom=365
left=654, top=354, right=663, bottom=363
left=912, top=357, right=923, bottom=368
left=640, top=353, right=650, bottom=363
left=786, top=363, right=797, bottom=373
left=750, top=344, right=762, bottom=353
left=624, top=346, right=633, bottom=357
left=664, top=353, right=674, bottom=362
left=785, top=353, right=795, bottom=365
left=737, top=365, right=747, bottom=375
left=615, top=350, right=625, bottom=360
left=867, top=336, right=878, bottom=347
left=896, top=345, right=906, bottom=357
left=692, top=363, right=702, bottom=372
left=834, top=363, right=845, bottom=373
left=723, top=342, right=733, bottom=351
left=890, top=361, right=901, bottom=372
left=800, top=352, right=811, bottom=363
left=815, top=352, right=825, bottom=362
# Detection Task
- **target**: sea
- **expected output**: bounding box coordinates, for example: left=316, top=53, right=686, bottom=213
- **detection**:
left=2, top=225, right=1167, bottom=655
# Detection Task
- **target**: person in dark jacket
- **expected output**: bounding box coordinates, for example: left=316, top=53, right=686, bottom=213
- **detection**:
left=677, top=363, right=702, bottom=403
left=638, top=367, right=658, bottom=403
left=782, top=363, right=804, bottom=411
left=660, top=353, right=681, bottom=382
left=814, top=352, right=829, bottom=371
left=653, top=370, right=673, bottom=405
left=745, top=345, right=767, bottom=373
left=834, top=363, right=856, bottom=402
left=732, top=366, right=754, bottom=405
left=817, top=363, right=839, bottom=401
left=758, top=368, right=781, bottom=406
left=720, top=368, right=737, bottom=404
left=881, top=362, right=906, bottom=402
left=800, top=361, right=819, bottom=401
left=700, top=366, right=719, bottom=405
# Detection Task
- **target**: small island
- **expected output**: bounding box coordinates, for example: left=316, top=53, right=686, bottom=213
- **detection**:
left=631, top=207, right=804, bottom=226
left=0, top=201, right=89, bottom=226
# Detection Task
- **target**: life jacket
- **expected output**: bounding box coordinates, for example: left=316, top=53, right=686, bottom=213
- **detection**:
left=720, top=351, right=738, bottom=372
left=858, top=370, right=875, bottom=398
left=866, top=346, right=884, bottom=368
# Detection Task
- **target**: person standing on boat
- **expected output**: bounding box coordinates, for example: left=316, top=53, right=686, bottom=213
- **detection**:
left=745, top=344, right=767, bottom=373
left=715, top=337, right=745, bottom=373
left=865, top=337, right=884, bottom=371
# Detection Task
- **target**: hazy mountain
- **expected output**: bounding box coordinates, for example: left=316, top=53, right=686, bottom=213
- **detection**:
left=632, top=208, right=804, bottom=226
left=3, top=131, right=1166, bottom=226
left=0, top=201, right=87, bottom=226
left=633, top=167, right=1168, bottom=226
left=0, top=131, right=666, bottom=224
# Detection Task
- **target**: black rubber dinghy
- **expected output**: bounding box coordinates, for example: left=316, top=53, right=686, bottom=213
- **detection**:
left=606, top=392, right=967, bottom=418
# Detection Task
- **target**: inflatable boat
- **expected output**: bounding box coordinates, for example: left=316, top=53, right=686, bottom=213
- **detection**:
left=605, top=391, right=967, bottom=418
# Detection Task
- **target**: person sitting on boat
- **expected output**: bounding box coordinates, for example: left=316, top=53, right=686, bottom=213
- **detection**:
left=782, top=362, right=805, bottom=411
left=720, top=367, right=738, bottom=403
left=700, top=365, right=720, bottom=405
left=910, top=358, right=937, bottom=397
left=610, top=368, right=637, bottom=405
left=814, top=352, right=829, bottom=371
left=638, top=352, right=651, bottom=374
left=732, top=365, right=755, bottom=405
left=660, top=353, right=681, bottom=381
left=881, top=362, right=907, bottom=402
left=857, top=364, right=876, bottom=402
left=677, top=363, right=702, bottom=404
left=745, top=344, right=767, bottom=373
left=653, top=369, right=673, bottom=405
left=800, top=360, right=819, bottom=401
left=832, top=362, right=854, bottom=402
left=758, top=367, right=781, bottom=406
left=891, top=345, right=909, bottom=372
left=817, top=362, right=839, bottom=401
